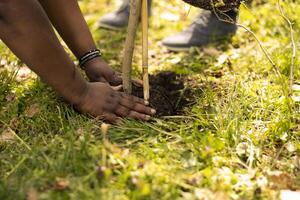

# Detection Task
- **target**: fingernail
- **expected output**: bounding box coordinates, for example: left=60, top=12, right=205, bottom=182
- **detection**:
left=144, top=100, right=149, bottom=105
left=151, top=109, right=156, bottom=114
left=145, top=115, right=151, bottom=120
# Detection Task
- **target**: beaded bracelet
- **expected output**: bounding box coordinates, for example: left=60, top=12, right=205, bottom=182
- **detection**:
left=79, top=49, right=102, bottom=70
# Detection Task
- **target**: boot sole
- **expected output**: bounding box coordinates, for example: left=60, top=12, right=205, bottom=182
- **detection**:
left=97, top=22, right=126, bottom=31
left=163, top=45, right=193, bottom=52
left=163, top=34, right=236, bottom=52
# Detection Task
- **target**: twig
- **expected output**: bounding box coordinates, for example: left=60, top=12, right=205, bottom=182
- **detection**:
left=142, top=0, right=150, bottom=102
left=210, top=4, right=293, bottom=112
left=210, top=5, right=281, bottom=77
left=277, top=0, right=296, bottom=95
left=122, top=0, right=142, bottom=94
left=0, top=119, right=32, bottom=151
left=5, top=156, right=27, bottom=179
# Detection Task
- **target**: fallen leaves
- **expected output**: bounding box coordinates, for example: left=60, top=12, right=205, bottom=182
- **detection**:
left=160, top=12, right=180, bottom=21
left=5, top=92, right=16, bottom=103
left=26, top=188, right=38, bottom=200
left=54, top=178, right=69, bottom=191
left=292, top=156, right=300, bottom=169
left=202, top=47, right=221, bottom=57
left=236, top=142, right=250, bottom=157
left=280, top=190, right=300, bottom=200
left=268, top=171, right=295, bottom=190
left=0, top=128, right=16, bottom=142
left=25, top=103, right=41, bottom=118
left=16, top=66, right=34, bottom=81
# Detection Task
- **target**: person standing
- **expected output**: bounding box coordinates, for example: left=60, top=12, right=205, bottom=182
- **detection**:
left=98, top=0, right=239, bottom=51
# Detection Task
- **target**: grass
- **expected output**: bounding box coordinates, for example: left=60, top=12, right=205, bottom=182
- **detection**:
left=0, top=0, right=300, bottom=199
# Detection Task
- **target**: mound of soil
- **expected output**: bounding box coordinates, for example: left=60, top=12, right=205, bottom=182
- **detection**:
left=132, top=71, right=196, bottom=116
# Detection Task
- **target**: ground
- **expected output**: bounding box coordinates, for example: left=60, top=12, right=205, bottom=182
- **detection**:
left=0, top=0, right=300, bottom=199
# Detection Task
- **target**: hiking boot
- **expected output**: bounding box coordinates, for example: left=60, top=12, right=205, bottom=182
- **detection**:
left=162, top=9, right=239, bottom=52
left=98, top=0, right=152, bottom=30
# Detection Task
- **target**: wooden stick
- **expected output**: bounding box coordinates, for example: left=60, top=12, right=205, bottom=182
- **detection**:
left=122, top=0, right=142, bottom=94
left=142, top=0, right=150, bottom=103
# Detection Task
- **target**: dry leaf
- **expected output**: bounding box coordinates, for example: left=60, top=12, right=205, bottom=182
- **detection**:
left=0, top=128, right=16, bottom=142
left=9, top=117, right=20, bottom=129
left=203, top=47, right=221, bottom=57
left=25, top=104, right=41, bottom=118
left=5, top=93, right=16, bottom=103
left=76, top=128, right=84, bottom=136
left=236, top=142, right=250, bottom=157
left=268, top=171, right=294, bottom=189
left=160, top=12, right=180, bottom=21
left=16, top=66, right=32, bottom=81
left=286, top=142, right=296, bottom=153
left=27, top=188, right=38, bottom=200
left=194, top=188, right=214, bottom=200
left=54, top=178, right=69, bottom=190
left=0, top=59, right=8, bottom=67
left=280, top=190, right=300, bottom=200
left=292, top=84, right=300, bottom=91
left=214, top=191, right=229, bottom=200
left=216, top=54, right=229, bottom=66
left=101, top=123, right=110, bottom=136
left=169, top=57, right=181, bottom=65
left=292, top=156, right=300, bottom=169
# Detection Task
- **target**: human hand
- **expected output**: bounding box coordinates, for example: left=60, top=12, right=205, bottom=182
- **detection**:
left=83, top=58, right=143, bottom=86
left=76, top=82, right=156, bottom=123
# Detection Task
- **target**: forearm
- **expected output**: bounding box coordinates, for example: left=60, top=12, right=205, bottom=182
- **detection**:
left=38, top=0, right=97, bottom=59
left=0, top=0, right=87, bottom=105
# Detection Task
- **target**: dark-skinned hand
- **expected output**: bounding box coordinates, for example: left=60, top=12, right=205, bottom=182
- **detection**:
left=76, top=82, right=156, bottom=123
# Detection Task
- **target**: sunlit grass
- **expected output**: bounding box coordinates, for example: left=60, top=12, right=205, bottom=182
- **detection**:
left=0, top=0, right=299, bottom=199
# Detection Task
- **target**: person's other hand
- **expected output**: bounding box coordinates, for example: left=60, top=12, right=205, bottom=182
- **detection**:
left=84, top=58, right=122, bottom=85
left=84, top=58, right=143, bottom=87
left=76, top=82, right=156, bottom=123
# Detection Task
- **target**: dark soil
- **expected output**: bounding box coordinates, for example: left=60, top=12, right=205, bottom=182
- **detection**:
left=132, top=71, right=197, bottom=116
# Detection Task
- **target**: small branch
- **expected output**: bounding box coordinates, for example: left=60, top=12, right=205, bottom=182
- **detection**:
left=210, top=5, right=281, bottom=77
left=0, top=119, right=32, bottom=151
left=277, top=0, right=296, bottom=95
left=122, top=0, right=142, bottom=94
left=142, top=0, right=150, bottom=103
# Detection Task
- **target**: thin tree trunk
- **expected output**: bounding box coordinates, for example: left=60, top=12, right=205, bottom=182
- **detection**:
left=122, top=0, right=142, bottom=94
left=142, top=0, right=149, bottom=103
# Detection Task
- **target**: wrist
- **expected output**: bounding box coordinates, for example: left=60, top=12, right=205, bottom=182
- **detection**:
left=82, top=56, right=104, bottom=71
left=78, top=48, right=102, bottom=70
left=60, top=68, right=89, bottom=106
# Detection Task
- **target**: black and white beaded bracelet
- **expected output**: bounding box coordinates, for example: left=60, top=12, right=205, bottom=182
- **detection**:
left=78, top=49, right=102, bottom=70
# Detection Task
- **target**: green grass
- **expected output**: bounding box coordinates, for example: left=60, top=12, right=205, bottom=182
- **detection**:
left=0, top=0, right=300, bottom=199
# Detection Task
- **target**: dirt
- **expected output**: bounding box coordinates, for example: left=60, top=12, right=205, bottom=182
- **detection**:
left=132, top=71, right=197, bottom=116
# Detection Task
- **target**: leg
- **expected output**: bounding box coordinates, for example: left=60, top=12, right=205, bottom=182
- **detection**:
left=37, top=0, right=119, bottom=83
left=97, top=0, right=152, bottom=30
left=0, top=0, right=155, bottom=122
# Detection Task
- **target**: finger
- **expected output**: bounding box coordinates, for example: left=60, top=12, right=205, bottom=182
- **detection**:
left=111, top=85, right=123, bottom=91
left=132, top=78, right=143, bottom=86
left=99, top=77, right=108, bottom=83
left=120, top=95, right=156, bottom=116
left=114, top=105, right=130, bottom=117
left=121, top=94, right=156, bottom=114
left=111, top=71, right=143, bottom=87
left=121, top=93, right=146, bottom=105
left=103, top=112, right=118, bottom=123
left=89, top=75, right=108, bottom=83
left=105, top=93, right=121, bottom=111
left=128, top=110, right=151, bottom=121
left=109, top=72, right=122, bottom=86
left=132, top=103, right=155, bottom=115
